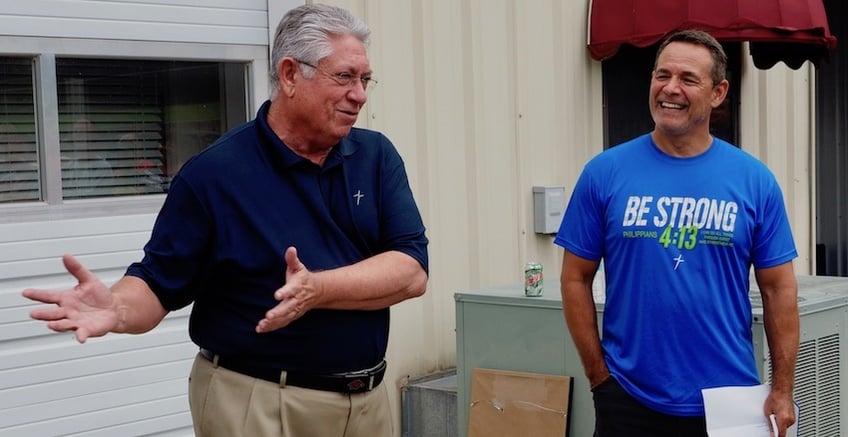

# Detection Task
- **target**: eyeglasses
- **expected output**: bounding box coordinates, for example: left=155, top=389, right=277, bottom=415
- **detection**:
left=295, top=60, right=377, bottom=91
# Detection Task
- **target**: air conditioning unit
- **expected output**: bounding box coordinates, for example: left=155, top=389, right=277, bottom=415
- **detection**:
left=750, top=275, right=848, bottom=437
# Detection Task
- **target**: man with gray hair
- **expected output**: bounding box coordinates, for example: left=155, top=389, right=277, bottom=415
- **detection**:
left=23, top=4, right=429, bottom=436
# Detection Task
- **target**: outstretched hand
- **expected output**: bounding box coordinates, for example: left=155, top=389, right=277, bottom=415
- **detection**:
left=256, top=247, right=321, bottom=333
left=22, top=254, right=118, bottom=343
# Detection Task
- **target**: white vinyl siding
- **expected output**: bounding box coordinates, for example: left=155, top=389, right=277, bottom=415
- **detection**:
left=0, top=0, right=268, bottom=45
left=0, top=215, right=195, bottom=436
left=0, top=1, right=274, bottom=435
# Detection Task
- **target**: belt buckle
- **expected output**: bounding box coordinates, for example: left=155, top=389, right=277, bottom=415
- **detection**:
left=345, top=375, right=373, bottom=392
left=341, top=360, right=385, bottom=393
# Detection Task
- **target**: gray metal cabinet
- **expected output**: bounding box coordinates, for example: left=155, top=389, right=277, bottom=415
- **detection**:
left=455, top=282, right=597, bottom=437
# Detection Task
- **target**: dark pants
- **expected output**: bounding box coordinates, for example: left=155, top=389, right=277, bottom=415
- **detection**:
left=592, top=376, right=708, bottom=437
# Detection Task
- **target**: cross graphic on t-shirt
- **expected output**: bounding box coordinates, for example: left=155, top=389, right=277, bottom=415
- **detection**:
left=673, top=254, right=685, bottom=270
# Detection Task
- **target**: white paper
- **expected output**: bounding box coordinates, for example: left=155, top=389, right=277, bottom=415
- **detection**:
left=702, top=384, right=799, bottom=437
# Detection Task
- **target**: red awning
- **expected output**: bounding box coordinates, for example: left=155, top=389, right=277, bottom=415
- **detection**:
left=588, top=0, right=838, bottom=69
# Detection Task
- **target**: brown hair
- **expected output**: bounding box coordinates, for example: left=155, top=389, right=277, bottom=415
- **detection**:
left=654, top=29, right=728, bottom=85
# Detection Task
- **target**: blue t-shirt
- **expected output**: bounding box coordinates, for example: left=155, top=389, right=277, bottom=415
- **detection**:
left=554, top=133, right=797, bottom=415
left=126, top=100, right=428, bottom=373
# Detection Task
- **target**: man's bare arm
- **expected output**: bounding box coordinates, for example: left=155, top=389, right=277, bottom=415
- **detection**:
left=256, top=247, right=427, bottom=333
left=560, top=250, right=608, bottom=388
left=756, top=261, right=799, bottom=436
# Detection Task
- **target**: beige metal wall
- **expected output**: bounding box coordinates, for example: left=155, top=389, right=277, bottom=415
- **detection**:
left=739, top=56, right=815, bottom=274
left=319, top=0, right=604, bottom=366
left=311, top=2, right=604, bottom=431
left=310, top=1, right=814, bottom=434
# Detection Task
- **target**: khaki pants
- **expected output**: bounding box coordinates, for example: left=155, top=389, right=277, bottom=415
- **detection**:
left=188, top=353, right=393, bottom=437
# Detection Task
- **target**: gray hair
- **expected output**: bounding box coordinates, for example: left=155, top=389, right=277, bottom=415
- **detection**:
left=269, top=4, right=371, bottom=99
left=655, top=29, right=728, bottom=85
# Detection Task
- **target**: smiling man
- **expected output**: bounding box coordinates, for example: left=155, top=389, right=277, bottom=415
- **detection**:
left=23, top=4, right=428, bottom=437
left=555, top=30, right=799, bottom=437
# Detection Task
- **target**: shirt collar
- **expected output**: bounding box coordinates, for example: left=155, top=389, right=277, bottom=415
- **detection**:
left=255, top=100, right=359, bottom=170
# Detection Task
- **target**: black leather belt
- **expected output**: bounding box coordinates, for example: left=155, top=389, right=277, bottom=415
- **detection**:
left=199, top=348, right=386, bottom=394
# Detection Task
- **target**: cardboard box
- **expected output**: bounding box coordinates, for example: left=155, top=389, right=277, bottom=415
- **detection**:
left=467, top=368, right=573, bottom=437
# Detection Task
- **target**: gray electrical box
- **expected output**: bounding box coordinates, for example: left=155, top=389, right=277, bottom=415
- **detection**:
left=533, top=186, right=565, bottom=234
left=455, top=275, right=848, bottom=437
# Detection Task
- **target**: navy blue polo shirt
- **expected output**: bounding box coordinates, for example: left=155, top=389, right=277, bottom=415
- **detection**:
left=126, top=100, right=428, bottom=373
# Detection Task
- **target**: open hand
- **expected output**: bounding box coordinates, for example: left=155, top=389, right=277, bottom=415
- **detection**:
left=22, top=254, right=118, bottom=343
left=256, top=247, right=321, bottom=333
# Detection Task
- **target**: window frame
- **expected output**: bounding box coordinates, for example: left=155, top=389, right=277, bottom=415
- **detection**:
left=0, top=36, right=267, bottom=224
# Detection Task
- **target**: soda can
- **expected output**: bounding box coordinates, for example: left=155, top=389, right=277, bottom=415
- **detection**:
left=524, top=262, right=543, bottom=297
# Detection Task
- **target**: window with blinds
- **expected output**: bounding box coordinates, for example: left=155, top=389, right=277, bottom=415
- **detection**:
left=56, top=59, right=247, bottom=200
left=0, top=57, right=40, bottom=203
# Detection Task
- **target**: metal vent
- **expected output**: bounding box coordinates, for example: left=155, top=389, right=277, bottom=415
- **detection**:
left=769, top=333, right=841, bottom=436
left=816, top=335, right=842, bottom=436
